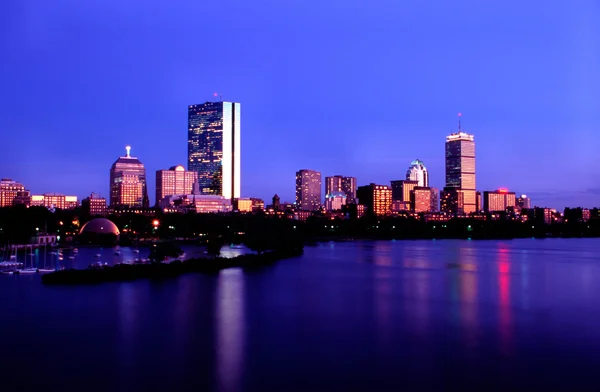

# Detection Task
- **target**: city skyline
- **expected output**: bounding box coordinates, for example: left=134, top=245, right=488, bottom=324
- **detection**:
left=1, top=1, right=599, bottom=209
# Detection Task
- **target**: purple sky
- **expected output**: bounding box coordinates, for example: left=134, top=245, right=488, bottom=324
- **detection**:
left=1, top=0, right=599, bottom=209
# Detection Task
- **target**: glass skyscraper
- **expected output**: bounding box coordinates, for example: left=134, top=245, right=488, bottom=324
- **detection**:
left=444, top=131, right=476, bottom=214
left=325, top=175, right=357, bottom=203
left=110, top=146, right=148, bottom=208
left=188, top=101, right=241, bottom=199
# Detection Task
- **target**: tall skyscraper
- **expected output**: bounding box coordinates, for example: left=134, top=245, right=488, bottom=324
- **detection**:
left=155, top=165, right=198, bottom=205
left=443, top=121, right=476, bottom=214
left=325, top=175, right=357, bottom=202
left=406, top=159, right=429, bottom=187
left=110, top=146, right=148, bottom=208
left=188, top=101, right=241, bottom=199
left=296, top=169, right=322, bottom=211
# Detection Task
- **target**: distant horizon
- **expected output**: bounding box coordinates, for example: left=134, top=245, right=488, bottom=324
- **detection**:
left=1, top=0, right=598, bottom=210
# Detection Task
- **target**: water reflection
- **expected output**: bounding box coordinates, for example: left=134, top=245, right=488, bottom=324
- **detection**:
left=456, top=246, right=478, bottom=350
left=117, top=283, right=144, bottom=380
left=497, top=244, right=513, bottom=355
left=215, top=268, right=246, bottom=392
left=374, top=267, right=392, bottom=347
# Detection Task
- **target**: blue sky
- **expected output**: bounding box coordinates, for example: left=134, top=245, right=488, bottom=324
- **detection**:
left=1, top=0, right=599, bottom=208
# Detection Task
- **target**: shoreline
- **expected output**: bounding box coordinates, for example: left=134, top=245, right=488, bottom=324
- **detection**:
left=40, top=249, right=303, bottom=285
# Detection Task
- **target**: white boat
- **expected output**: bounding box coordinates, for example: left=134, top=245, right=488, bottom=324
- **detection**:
left=9, top=255, right=16, bottom=260
left=114, top=251, right=121, bottom=255
left=1, top=270, right=15, bottom=275
left=94, top=254, right=101, bottom=258
left=68, top=256, right=75, bottom=260
left=73, top=248, right=79, bottom=253
left=0, top=261, right=23, bottom=267
left=49, top=251, right=59, bottom=255
left=38, top=268, right=55, bottom=273
left=28, top=253, right=35, bottom=257
left=133, top=249, right=140, bottom=254
left=14, top=268, right=38, bottom=275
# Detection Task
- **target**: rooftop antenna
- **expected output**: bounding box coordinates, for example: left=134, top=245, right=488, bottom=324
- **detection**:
left=457, top=112, right=462, bottom=131
left=125, top=145, right=131, bottom=158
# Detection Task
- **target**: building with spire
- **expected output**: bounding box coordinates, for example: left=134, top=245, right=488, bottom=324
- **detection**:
left=109, top=146, right=149, bottom=208
left=441, top=114, right=476, bottom=215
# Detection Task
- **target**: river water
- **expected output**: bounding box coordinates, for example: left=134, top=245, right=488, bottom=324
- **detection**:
left=1, top=239, right=599, bottom=391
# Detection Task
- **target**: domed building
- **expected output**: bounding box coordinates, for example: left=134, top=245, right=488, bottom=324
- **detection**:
left=78, top=218, right=120, bottom=245
left=406, top=159, right=429, bottom=187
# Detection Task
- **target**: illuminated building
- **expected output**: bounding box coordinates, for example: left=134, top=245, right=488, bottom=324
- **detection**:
left=250, top=198, right=264, bottom=212
left=357, top=183, right=392, bottom=216
left=296, top=169, right=322, bottom=211
left=325, top=175, right=357, bottom=203
left=110, top=146, right=149, bottom=208
left=325, top=192, right=347, bottom=211
left=156, top=165, right=198, bottom=205
left=410, top=186, right=438, bottom=213
left=476, top=191, right=482, bottom=213
left=517, top=194, right=531, bottom=209
left=444, top=124, right=476, bottom=214
left=0, top=178, right=26, bottom=207
left=392, top=200, right=411, bottom=212
left=406, top=159, right=429, bottom=187
left=391, top=180, right=418, bottom=204
left=534, top=207, right=553, bottom=224
left=159, top=194, right=232, bottom=213
left=564, top=207, right=591, bottom=223
left=233, top=198, right=252, bottom=213
left=483, top=189, right=516, bottom=212
left=188, top=101, right=240, bottom=199
left=82, top=193, right=107, bottom=216
left=30, top=193, right=78, bottom=210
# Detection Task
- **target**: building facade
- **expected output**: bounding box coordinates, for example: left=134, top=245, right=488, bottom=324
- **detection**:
left=30, top=194, right=78, bottom=210
left=483, top=189, right=516, bottom=213
left=156, top=165, right=198, bottom=205
left=444, top=131, right=476, bottom=214
left=0, top=178, right=26, bottom=207
left=357, top=183, right=392, bottom=216
left=517, top=194, right=531, bottom=209
left=296, top=169, right=322, bottom=211
left=82, top=193, right=107, bottom=216
left=325, top=175, right=357, bottom=203
left=110, top=146, right=149, bottom=208
left=406, top=159, right=429, bottom=187
left=410, top=186, right=438, bottom=213
left=188, top=101, right=241, bottom=199
left=391, top=180, right=418, bottom=203
left=325, top=192, right=347, bottom=211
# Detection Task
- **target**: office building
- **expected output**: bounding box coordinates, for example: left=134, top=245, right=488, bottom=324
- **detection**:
left=391, top=180, right=418, bottom=203
left=325, top=192, right=347, bottom=211
left=296, top=169, right=322, bottom=211
left=188, top=101, right=241, bottom=199
left=325, top=175, right=357, bottom=203
left=272, top=194, right=281, bottom=211
left=517, top=194, right=531, bottom=209
left=233, top=198, right=253, bottom=213
left=159, top=194, right=232, bottom=214
left=110, top=146, right=149, bottom=208
left=82, top=193, right=107, bottom=216
left=156, top=165, right=198, bottom=205
left=13, top=191, right=31, bottom=207
left=430, top=187, right=439, bottom=212
left=0, top=178, right=26, bottom=207
left=30, top=193, right=78, bottom=210
left=250, top=198, right=265, bottom=212
left=406, top=159, right=429, bottom=187
left=483, top=189, right=516, bottom=212
left=443, top=127, right=476, bottom=214
left=357, top=183, right=392, bottom=216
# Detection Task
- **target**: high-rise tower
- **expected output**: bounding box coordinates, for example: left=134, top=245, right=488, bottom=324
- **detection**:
left=188, top=101, right=241, bottom=199
left=442, top=115, right=476, bottom=214
left=406, top=159, right=429, bottom=187
left=110, top=146, right=148, bottom=208
left=296, top=169, right=322, bottom=211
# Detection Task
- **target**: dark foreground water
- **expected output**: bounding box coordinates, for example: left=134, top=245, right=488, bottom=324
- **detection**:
left=1, top=239, right=600, bottom=391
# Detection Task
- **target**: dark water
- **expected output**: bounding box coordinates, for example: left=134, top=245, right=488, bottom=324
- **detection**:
left=1, top=239, right=600, bottom=391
